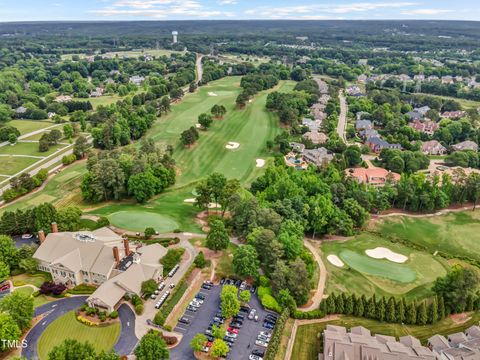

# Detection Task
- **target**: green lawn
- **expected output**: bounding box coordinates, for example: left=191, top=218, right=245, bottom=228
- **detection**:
left=88, top=95, right=123, bottom=109
left=7, top=120, right=55, bottom=135
left=37, top=311, right=120, bottom=360
left=21, top=124, right=65, bottom=140
left=377, top=211, right=480, bottom=265
left=11, top=272, right=52, bottom=288
left=292, top=313, right=480, bottom=360
left=107, top=210, right=179, bottom=232
left=13, top=286, right=34, bottom=296
left=322, top=233, right=448, bottom=300
left=0, top=156, right=39, bottom=176
left=0, top=142, right=66, bottom=157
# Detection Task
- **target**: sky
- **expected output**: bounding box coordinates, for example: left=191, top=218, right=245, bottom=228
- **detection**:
left=0, top=0, right=479, bottom=22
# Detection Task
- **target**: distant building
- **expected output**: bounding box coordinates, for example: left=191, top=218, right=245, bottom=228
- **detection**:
left=365, top=136, right=402, bottom=153
left=289, top=142, right=305, bottom=153
left=303, top=131, right=328, bottom=144
left=421, top=140, right=447, bottom=155
left=406, top=111, right=424, bottom=121
left=355, top=119, right=373, bottom=131
left=409, top=119, right=439, bottom=135
left=452, top=140, right=478, bottom=152
left=303, top=148, right=333, bottom=167
left=90, top=87, right=104, bottom=98
left=441, top=110, right=466, bottom=119
left=345, top=167, right=400, bottom=187
left=129, top=75, right=145, bottom=86
left=302, top=118, right=322, bottom=132
left=172, top=31, right=178, bottom=44
left=54, top=95, right=73, bottom=103
left=415, top=106, right=431, bottom=116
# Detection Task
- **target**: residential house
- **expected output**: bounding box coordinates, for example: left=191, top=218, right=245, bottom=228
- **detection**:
left=441, top=110, right=466, bottom=119
left=289, top=142, right=305, bottom=153
left=398, top=74, right=411, bottom=81
left=346, top=85, right=364, bottom=97
left=409, top=119, right=439, bottom=135
left=54, top=95, right=73, bottom=103
left=415, top=106, right=431, bottom=116
left=356, top=111, right=370, bottom=121
left=427, top=75, right=439, bottom=81
left=302, top=118, right=322, bottom=132
left=421, top=140, right=447, bottom=155
left=355, top=119, right=373, bottom=131
left=322, top=325, right=435, bottom=359
left=345, top=167, right=400, bottom=187
left=452, top=140, right=478, bottom=152
left=406, top=111, right=424, bottom=121
left=47, top=112, right=56, bottom=119
left=360, top=128, right=379, bottom=139
left=441, top=75, right=454, bottom=84
left=302, top=147, right=333, bottom=167
left=130, top=75, right=145, bottom=86
left=90, top=87, right=104, bottom=98
left=357, top=74, right=367, bottom=83
left=365, top=136, right=402, bottom=153
left=303, top=131, right=328, bottom=144
left=413, top=74, right=425, bottom=81
left=15, top=106, right=27, bottom=118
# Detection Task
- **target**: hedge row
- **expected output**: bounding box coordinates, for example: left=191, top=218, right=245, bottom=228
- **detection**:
left=264, top=309, right=290, bottom=360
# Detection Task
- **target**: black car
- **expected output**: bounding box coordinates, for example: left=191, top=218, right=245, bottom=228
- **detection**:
left=220, top=278, right=226, bottom=285
left=252, top=349, right=265, bottom=357
left=196, top=293, right=206, bottom=300
left=223, top=336, right=235, bottom=344
left=250, top=285, right=257, bottom=294
left=229, top=322, right=242, bottom=329
left=234, top=314, right=245, bottom=321
left=201, top=284, right=212, bottom=290
left=265, top=315, right=277, bottom=322
left=186, top=306, right=197, bottom=312
left=234, top=279, right=242, bottom=287
left=240, top=306, right=250, bottom=313
left=178, top=317, right=190, bottom=324
left=206, top=335, right=214, bottom=342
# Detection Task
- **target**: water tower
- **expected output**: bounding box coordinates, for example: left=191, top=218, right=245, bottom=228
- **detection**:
left=172, top=31, right=178, bottom=44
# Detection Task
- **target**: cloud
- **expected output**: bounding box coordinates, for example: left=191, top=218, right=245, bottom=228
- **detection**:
left=400, top=8, right=453, bottom=15
left=218, top=0, right=237, bottom=4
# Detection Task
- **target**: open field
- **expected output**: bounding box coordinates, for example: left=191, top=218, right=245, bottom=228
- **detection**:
left=0, top=142, right=66, bottom=157
left=88, top=95, right=123, bottom=109
left=37, top=311, right=120, bottom=360
left=7, top=120, right=55, bottom=135
left=219, top=53, right=271, bottom=66
left=0, top=156, right=39, bottom=176
left=322, top=233, right=448, bottom=299
left=375, top=211, right=480, bottom=265
left=292, top=313, right=480, bottom=360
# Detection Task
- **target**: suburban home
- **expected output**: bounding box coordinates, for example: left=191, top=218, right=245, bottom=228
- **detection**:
left=289, top=142, right=305, bottom=153
left=90, top=87, right=104, bottom=98
left=15, top=106, right=27, bottom=117
left=302, top=118, right=322, bottom=132
left=355, top=119, right=373, bottom=131
left=427, top=326, right=480, bottom=359
left=302, top=147, right=333, bottom=167
left=415, top=106, right=431, bottom=116
left=421, top=140, right=447, bottom=155
left=346, top=85, right=363, bottom=96
left=54, top=95, right=73, bottom=103
left=413, top=74, right=425, bottom=81
left=409, top=119, right=439, bottom=135
left=345, top=167, right=400, bottom=186
left=360, top=128, right=379, bottom=139
left=441, top=75, right=454, bottom=84
left=406, top=111, right=423, bottom=121
left=365, top=136, right=402, bottom=153
left=303, top=131, right=328, bottom=144
left=33, top=225, right=167, bottom=312
left=129, top=75, right=145, bottom=86
left=322, top=325, right=435, bottom=359
left=452, top=140, right=478, bottom=152
left=441, top=110, right=466, bottom=119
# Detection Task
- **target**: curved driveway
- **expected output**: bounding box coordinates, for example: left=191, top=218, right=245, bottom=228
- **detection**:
left=23, top=296, right=138, bottom=359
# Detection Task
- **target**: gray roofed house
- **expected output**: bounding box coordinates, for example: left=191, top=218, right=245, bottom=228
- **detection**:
left=449, top=333, right=469, bottom=348
left=302, top=118, right=322, bottom=131
left=441, top=347, right=479, bottom=359
left=428, top=335, right=450, bottom=355
left=366, top=136, right=402, bottom=153
left=466, top=326, right=480, bottom=340
left=407, top=111, right=424, bottom=121
left=415, top=106, right=431, bottom=116
left=355, top=119, right=373, bottom=131
left=302, top=147, right=333, bottom=167
left=400, top=335, right=422, bottom=348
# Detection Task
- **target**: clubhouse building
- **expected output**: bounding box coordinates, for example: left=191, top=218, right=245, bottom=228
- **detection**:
left=33, top=225, right=166, bottom=312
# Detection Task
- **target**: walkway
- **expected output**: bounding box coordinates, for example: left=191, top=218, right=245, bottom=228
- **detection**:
left=298, top=239, right=327, bottom=312
left=337, top=91, right=348, bottom=143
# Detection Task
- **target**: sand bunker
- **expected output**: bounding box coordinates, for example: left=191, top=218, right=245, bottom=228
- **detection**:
left=195, top=123, right=202, bottom=128
left=256, top=159, right=266, bottom=168
left=327, top=255, right=344, bottom=267
left=225, top=142, right=240, bottom=150
left=184, top=198, right=196, bottom=203
left=365, top=247, right=408, bottom=263
left=208, top=92, right=218, bottom=96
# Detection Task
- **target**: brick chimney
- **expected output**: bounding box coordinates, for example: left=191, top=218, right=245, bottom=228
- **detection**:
left=123, top=238, right=130, bottom=256
left=38, top=230, right=46, bottom=244
left=113, top=246, right=120, bottom=263
left=51, top=222, right=58, bottom=233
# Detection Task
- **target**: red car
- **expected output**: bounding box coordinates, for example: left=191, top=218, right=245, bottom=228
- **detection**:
left=206, top=341, right=213, bottom=348
left=227, top=327, right=239, bottom=334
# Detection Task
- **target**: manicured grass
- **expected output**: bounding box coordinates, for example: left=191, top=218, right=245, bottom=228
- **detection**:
left=292, top=313, right=480, bottom=360
left=322, top=233, right=448, bottom=300
left=37, top=311, right=120, bottom=360
left=0, top=162, right=88, bottom=215
left=377, top=211, right=480, bottom=265
left=0, top=156, right=38, bottom=176
left=7, top=120, right=54, bottom=135
left=88, top=95, right=122, bottom=109
left=0, top=142, right=66, bottom=157
left=13, top=286, right=34, bottom=296
left=107, top=210, right=179, bottom=232
left=11, top=272, right=52, bottom=288
left=148, top=76, right=295, bottom=188
left=21, top=124, right=64, bottom=140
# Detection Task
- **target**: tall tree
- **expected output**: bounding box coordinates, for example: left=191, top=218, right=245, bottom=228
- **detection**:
left=206, top=220, right=230, bottom=251
left=386, top=297, right=396, bottom=323
left=417, top=301, right=428, bottom=325
left=134, top=332, right=169, bottom=360
left=232, top=245, right=259, bottom=278
left=0, top=289, right=34, bottom=330
left=47, top=339, right=95, bottom=360
left=429, top=297, right=438, bottom=324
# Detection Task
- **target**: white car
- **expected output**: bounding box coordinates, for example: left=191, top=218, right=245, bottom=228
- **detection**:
left=189, top=301, right=201, bottom=308
left=21, top=234, right=33, bottom=239
left=150, top=294, right=157, bottom=300
left=249, top=356, right=262, bottom=360
left=260, top=331, right=272, bottom=338
left=255, top=340, right=268, bottom=347
left=225, top=332, right=237, bottom=339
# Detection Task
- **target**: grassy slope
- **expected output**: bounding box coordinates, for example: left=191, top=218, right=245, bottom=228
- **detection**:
left=322, top=233, right=448, bottom=300
left=292, top=313, right=480, bottom=360
left=0, top=156, right=38, bottom=176
left=37, top=311, right=120, bottom=360
left=7, top=120, right=54, bottom=135
left=0, top=142, right=66, bottom=157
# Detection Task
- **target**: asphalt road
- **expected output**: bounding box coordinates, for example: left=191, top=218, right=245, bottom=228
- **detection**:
left=23, top=296, right=138, bottom=359
left=170, top=285, right=275, bottom=360
left=337, top=91, right=348, bottom=144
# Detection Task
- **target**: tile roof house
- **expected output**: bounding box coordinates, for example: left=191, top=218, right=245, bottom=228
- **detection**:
left=452, top=140, right=478, bottom=152
left=54, top=95, right=73, bottom=103
left=421, top=140, right=447, bottom=155
left=345, top=167, right=401, bottom=186
left=303, top=131, right=328, bottom=144
left=409, top=119, right=440, bottom=135
left=303, top=147, right=333, bottom=167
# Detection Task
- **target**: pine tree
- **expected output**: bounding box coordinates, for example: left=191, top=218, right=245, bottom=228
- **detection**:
left=474, top=295, right=480, bottom=311
left=345, top=294, right=354, bottom=315
left=406, top=300, right=417, bottom=325
left=417, top=301, right=428, bottom=325
left=366, top=295, right=377, bottom=319
left=320, top=299, right=327, bottom=314
left=429, top=297, right=438, bottom=324
left=377, top=296, right=386, bottom=322
left=438, top=296, right=446, bottom=320
left=386, top=297, right=397, bottom=323
left=336, top=293, right=345, bottom=314
left=466, top=294, right=474, bottom=312
left=354, top=295, right=364, bottom=317
left=326, top=294, right=336, bottom=314
left=397, top=298, right=406, bottom=323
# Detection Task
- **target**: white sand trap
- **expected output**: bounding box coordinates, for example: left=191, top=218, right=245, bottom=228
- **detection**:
left=256, top=159, right=266, bottom=168
left=195, top=123, right=202, bottom=128
left=365, top=247, right=408, bottom=263
left=225, top=142, right=240, bottom=150
left=184, top=198, right=196, bottom=203
left=208, top=203, right=221, bottom=209
left=208, top=92, right=218, bottom=96
left=327, top=255, right=344, bottom=267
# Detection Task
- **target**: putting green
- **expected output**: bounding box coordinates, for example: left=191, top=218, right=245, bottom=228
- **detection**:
left=339, top=250, right=416, bottom=283
left=108, top=211, right=179, bottom=232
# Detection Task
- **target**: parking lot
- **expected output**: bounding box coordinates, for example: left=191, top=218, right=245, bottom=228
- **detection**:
left=170, top=282, right=277, bottom=360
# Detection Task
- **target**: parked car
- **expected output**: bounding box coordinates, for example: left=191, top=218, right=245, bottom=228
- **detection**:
left=257, top=335, right=270, bottom=342
left=255, top=340, right=268, bottom=347
left=178, top=317, right=190, bottom=325
left=201, top=283, right=212, bottom=290
left=189, top=301, right=201, bottom=308
left=21, top=234, right=33, bottom=239
left=220, top=278, right=226, bottom=285
left=249, top=355, right=262, bottom=360
left=213, top=316, right=224, bottom=324
left=263, top=322, right=274, bottom=330
left=187, top=305, right=197, bottom=312
left=225, top=331, right=237, bottom=339
left=252, top=349, right=265, bottom=357
left=248, top=308, right=257, bottom=320
left=227, top=327, right=238, bottom=334
left=234, top=314, right=245, bottom=321
left=250, top=285, right=257, bottom=294
left=240, top=306, right=250, bottom=313
left=201, top=346, right=209, bottom=353
left=230, top=321, right=242, bottom=329
left=223, top=336, right=235, bottom=344
left=260, top=331, right=272, bottom=338
left=169, top=283, right=176, bottom=289
left=150, top=294, right=157, bottom=300
left=240, top=281, right=247, bottom=290
left=195, top=293, right=206, bottom=300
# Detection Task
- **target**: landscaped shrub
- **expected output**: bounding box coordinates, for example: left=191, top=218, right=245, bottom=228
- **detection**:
left=131, top=294, right=142, bottom=306
left=135, top=304, right=144, bottom=315
left=264, top=309, right=290, bottom=360
left=77, top=315, right=98, bottom=326
left=67, top=284, right=97, bottom=294
left=39, top=281, right=66, bottom=296
left=109, top=311, right=119, bottom=319
left=194, top=251, right=207, bottom=268
left=85, top=306, right=96, bottom=316
left=62, top=154, right=77, bottom=165
left=97, top=217, right=110, bottom=227
left=260, top=294, right=282, bottom=313
left=292, top=309, right=325, bottom=319
left=162, top=335, right=177, bottom=345
left=160, top=248, right=185, bottom=276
